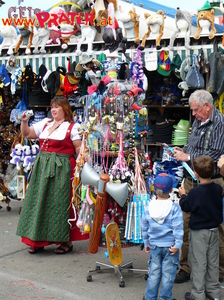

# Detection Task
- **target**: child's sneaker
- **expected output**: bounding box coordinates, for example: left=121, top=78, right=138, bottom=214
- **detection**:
left=185, top=292, right=194, bottom=300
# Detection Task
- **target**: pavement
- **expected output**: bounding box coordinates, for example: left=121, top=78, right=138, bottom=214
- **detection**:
left=1, top=200, right=224, bottom=300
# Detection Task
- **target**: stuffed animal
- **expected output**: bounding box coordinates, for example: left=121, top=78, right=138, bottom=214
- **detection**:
left=168, top=7, right=192, bottom=51
left=22, top=145, right=33, bottom=173
left=118, top=4, right=140, bottom=44
left=48, top=24, right=78, bottom=50
left=219, top=1, right=224, bottom=46
left=75, top=25, right=97, bottom=55
left=194, top=1, right=216, bottom=40
left=6, top=55, right=22, bottom=95
left=63, top=0, right=88, bottom=12
left=0, top=26, right=19, bottom=55
left=102, top=2, right=126, bottom=53
left=87, top=0, right=117, bottom=24
left=31, top=144, right=39, bottom=157
left=14, top=23, right=34, bottom=55
left=32, top=26, right=50, bottom=54
left=140, top=10, right=165, bottom=50
left=10, top=143, right=23, bottom=170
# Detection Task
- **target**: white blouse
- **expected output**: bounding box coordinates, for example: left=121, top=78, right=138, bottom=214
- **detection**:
left=33, top=118, right=80, bottom=141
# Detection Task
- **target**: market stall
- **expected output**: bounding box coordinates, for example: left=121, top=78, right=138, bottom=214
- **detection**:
left=0, top=0, right=224, bottom=250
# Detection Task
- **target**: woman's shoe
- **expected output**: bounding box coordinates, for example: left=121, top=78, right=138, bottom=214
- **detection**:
left=28, top=247, right=44, bottom=254
left=54, top=243, right=73, bottom=254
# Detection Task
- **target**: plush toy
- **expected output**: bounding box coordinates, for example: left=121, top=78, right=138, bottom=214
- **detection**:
left=63, top=0, right=88, bottom=12
left=118, top=4, right=140, bottom=44
left=31, top=144, right=39, bottom=157
left=47, top=7, right=79, bottom=49
left=32, top=26, right=50, bottom=54
left=178, top=56, right=191, bottom=97
left=48, top=24, right=78, bottom=50
left=22, top=145, right=33, bottom=173
left=102, top=2, right=126, bottom=53
left=75, top=25, right=97, bottom=55
left=219, top=1, right=224, bottom=46
left=14, top=19, right=36, bottom=55
left=140, top=10, right=165, bottom=50
left=87, top=0, right=117, bottom=24
left=0, top=26, right=19, bottom=55
left=6, top=55, right=22, bottom=95
left=168, top=7, right=192, bottom=51
left=10, top=143, right=23, bottom=170
left=194, top=1, right=216, bottom=40
left=63, top=58, right=81, bottom=98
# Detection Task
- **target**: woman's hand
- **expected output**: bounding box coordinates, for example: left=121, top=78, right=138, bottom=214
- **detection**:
left=21, top=111, right=30, bottom=122
left=217, top=156, right=224, bottom=169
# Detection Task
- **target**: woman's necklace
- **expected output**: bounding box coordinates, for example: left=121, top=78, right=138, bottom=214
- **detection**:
left=48, top=120, right=64, bottom=135
left=41, top=121, right=64, bottom=151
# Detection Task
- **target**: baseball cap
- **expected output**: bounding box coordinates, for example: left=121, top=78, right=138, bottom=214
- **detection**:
left=154, top=173, right=173, bottom=193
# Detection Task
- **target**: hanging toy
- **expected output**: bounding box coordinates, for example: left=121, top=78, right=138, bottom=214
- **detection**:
left=131, top=46, right=145, bottom=88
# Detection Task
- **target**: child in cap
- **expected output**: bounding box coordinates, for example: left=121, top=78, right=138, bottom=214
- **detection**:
left=141, top=173, right=183, bottom=300
left=179, top=155, right=223, bottom=300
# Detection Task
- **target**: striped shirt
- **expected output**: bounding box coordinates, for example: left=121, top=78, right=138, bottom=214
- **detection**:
left=141, top=202, right=183, bottom=249
left=183, top=107, right=224, bottom=176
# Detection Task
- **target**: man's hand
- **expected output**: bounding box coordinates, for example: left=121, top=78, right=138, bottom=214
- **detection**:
left=173, top=147, right=183, bottom=152
left=169, top=245, right=178, bottom=255
left=217, top=156, right=224, bottom=169
left=144, top=246, right=150, bottom=254
left=173, top=149, right=189, bottom=162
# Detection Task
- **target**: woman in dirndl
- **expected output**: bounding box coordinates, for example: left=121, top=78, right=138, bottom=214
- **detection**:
left=16, top=96, right=88, bottom=254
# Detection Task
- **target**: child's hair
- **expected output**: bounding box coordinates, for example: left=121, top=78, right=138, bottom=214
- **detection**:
left=192, top=155, right=214, bottom=179
left=156, top=190, right=170, bottom=198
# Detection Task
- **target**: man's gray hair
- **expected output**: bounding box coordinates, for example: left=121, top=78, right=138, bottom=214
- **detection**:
left=189, top=90, right=213, bottom=106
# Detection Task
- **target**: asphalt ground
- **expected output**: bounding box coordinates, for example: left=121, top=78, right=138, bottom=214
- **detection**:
left=1, top=200, right=224, bottom=300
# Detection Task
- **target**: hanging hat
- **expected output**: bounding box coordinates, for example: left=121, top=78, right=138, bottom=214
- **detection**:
left=170, top=54, right=182, bottom=78
left=157, top=50, right=171, bottom=76
left=76, top=54, right=100, bottom=72
left=207, top=51, right=224, bottom=97
left=198, top=1, right=213, bottom=12
left=0, top=64, right=10, bottom=86
left=145, top=51, right=158, bottom=71
left=180, top=56, right=191, bottom=81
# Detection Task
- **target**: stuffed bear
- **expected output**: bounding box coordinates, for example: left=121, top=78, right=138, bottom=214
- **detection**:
left=194, top=1, right=216, bottom=40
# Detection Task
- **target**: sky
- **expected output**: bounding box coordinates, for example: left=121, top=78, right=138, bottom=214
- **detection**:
left=152, top=0, right=207, bottom=14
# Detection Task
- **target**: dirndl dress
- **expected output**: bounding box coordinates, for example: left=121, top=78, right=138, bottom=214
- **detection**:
left=16, top=122, right=89, bottom=248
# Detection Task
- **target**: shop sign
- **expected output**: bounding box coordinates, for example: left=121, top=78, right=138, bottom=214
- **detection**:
left=2, top=1, right=112, bottom=28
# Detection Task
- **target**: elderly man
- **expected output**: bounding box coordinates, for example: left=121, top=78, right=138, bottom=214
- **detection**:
left=173, top=89, right=224, bottom=284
